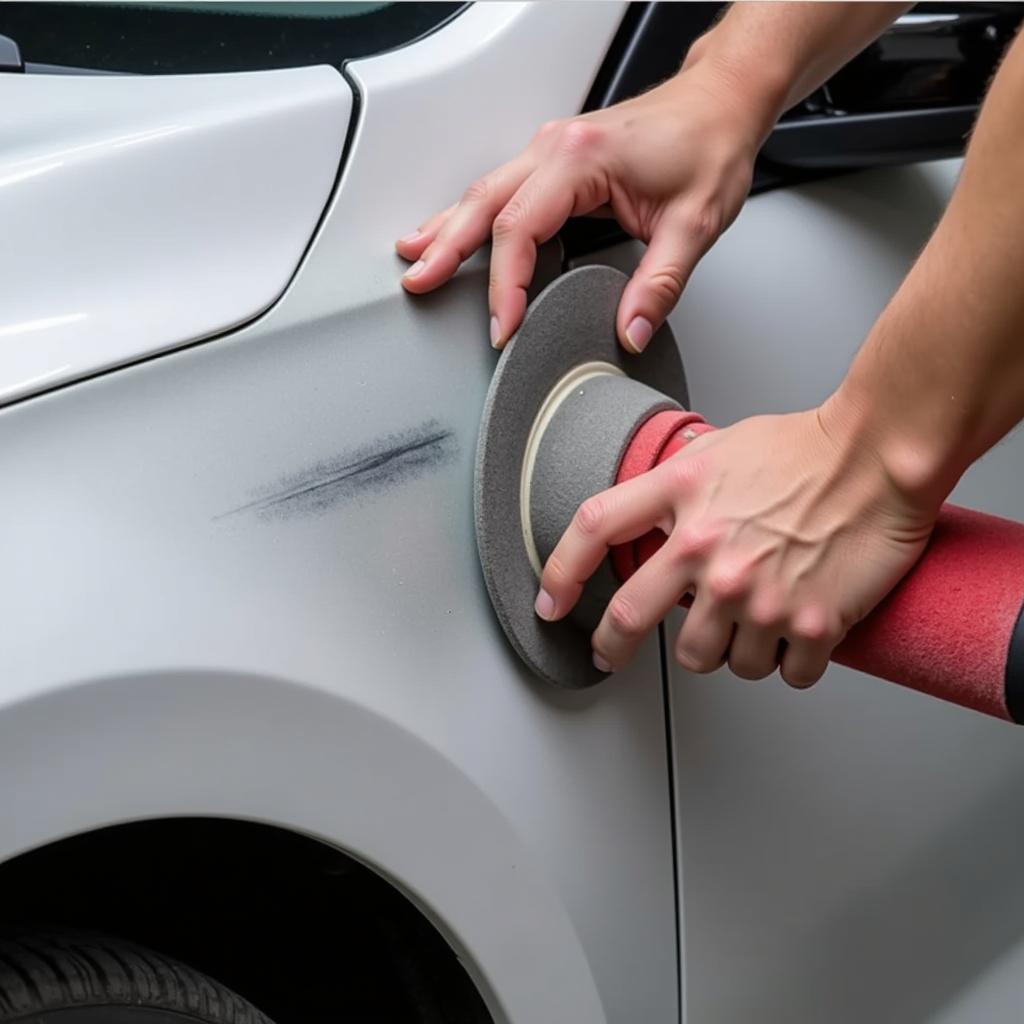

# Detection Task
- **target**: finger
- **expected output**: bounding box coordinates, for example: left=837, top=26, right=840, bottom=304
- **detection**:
left=395, top=204, right=457, bottom=260
left=779, top=641, right=831, bottom=689
left=616, top=204, right=718, bottom=354
left=489, top=154, right=610, bottom=348
left=779, top=606, right=844, bottom=689
left=673, top=590, right=734, bottom=674
left=591, top=541, right=693, bottom=672
left=402, top=158, right=532, bottom=294
left=727, top=624, right=783, bottom=681
left=539, top=465, right=683, bottom=621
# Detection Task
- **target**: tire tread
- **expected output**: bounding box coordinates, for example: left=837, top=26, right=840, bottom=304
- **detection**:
left=0, top=931, right=273, bottom=1023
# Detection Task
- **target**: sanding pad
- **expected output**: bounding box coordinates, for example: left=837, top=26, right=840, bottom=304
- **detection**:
left=475, top=265, right=688, bottom=688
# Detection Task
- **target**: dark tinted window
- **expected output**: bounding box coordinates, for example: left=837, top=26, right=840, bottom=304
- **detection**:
left=0, top=2, right=464, bottom=74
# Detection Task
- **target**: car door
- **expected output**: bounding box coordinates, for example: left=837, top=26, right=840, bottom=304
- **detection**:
left=0, top=5, right=680, bottom=1023
left=572, top=5, right=1024, bottom=1022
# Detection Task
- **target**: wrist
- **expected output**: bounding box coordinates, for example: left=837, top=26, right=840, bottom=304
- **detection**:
left=677, top=25, right=794, bottom=149
left=819, top=374, right=964, bottom=514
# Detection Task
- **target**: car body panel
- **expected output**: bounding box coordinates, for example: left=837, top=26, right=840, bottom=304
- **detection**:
left=6, top=1, right=1023, bottom=1020
left=0, top=65, right=350, bottom=405
left=591, top=159, right=1024, bottom=1023
left=0, top=4, right=683, bottom=1023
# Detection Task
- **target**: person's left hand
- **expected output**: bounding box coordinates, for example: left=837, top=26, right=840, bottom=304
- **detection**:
left=533, top=405, right=939, bottom=687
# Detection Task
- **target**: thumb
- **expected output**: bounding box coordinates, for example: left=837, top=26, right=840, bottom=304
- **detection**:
left=616, top=208, right=711, bottom=353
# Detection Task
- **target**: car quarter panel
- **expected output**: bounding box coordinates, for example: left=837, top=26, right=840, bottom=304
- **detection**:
left=0, top=5, right=681, bottom=1023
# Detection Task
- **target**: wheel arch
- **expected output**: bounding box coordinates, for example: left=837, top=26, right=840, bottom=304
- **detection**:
left=0, top=670, right=605, bottom=1023
left=0, top=818, right=491, bottom=1022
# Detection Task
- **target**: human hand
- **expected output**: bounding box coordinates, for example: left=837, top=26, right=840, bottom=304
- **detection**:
left=534, top=404, right=939, bottom=688
left=396, top=59, right=769, bottom=352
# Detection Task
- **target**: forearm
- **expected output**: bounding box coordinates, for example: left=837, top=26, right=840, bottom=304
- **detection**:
left=681, top=2, right=909, bottom=143
left=828, top=28, right=1024, bottom=509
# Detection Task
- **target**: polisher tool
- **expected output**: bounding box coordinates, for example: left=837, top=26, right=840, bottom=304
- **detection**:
left=475, top=266, right=1024, bottom=723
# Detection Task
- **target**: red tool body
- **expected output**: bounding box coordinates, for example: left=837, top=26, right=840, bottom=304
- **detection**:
left=611, top=409, right=1024, bottom=723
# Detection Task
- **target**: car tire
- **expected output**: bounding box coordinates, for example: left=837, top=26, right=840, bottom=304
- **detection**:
left=0, top=931, right=274, bottom=1023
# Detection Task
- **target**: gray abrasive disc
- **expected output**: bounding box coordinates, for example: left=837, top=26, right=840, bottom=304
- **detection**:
left=475, top=265, right=689, bottom=688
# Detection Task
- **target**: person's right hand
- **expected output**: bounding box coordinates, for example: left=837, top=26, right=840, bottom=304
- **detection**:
left=396, top=55, right=774, bottom=352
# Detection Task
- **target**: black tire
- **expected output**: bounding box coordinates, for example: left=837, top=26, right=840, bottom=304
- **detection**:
left=0, top=931, right=275, bottom=1023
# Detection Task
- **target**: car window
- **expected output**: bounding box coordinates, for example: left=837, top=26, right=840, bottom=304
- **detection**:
left=0, top=1, right=465, bottom=74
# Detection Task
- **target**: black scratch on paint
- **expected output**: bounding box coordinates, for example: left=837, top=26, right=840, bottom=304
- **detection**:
left=219, top=420, right=458, bottom=521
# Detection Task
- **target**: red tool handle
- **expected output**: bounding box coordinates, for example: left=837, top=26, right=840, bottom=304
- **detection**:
left=611, top=410, right=1024, bottom=723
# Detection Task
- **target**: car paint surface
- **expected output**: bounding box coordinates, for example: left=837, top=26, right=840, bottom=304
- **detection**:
left=664, top=160, right=1024, bottom=1024
left=0, top=4, right=682, bottom=1023
left=4, top=2, right=1024, bottom=1022
left=0, top=65, right=350, bottom=405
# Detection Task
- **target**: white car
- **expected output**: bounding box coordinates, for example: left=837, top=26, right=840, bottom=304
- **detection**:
left=2, top=3, right=1024, bottom=1022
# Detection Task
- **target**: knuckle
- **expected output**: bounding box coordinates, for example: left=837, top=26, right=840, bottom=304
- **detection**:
left=462, top=177, right=491, bottom=205
left=791, top=606, right=844, bottom=646
left=559, top=119, right=603, bottom=157
left=675, top=643, right=716, bottom=674
left=492, top=206, right=521, bottom=240
left=682, top=204, right=723, bottom=248
left=673, top=524, right=715, bottom=561
left=748, top=598, right=784, bottom=631
left=662, top=453, right=704, bottom=493
left=543, top=552, right=570, bottom=588
left=791, top=622, right=828, bottom=644
left=574, top=496, right=607, bottom=537
left=646, top=265, right=686, bottom=305
left=488, top=270, right=517, bottom=299
left=535, top=119, right=562, bottom=141
left=791, top=613, right=827, bottom=643
left=705, top=564, right=749, bottom=603
left=607, top=593, right=643, bottom=637
left=728, top=656, right=771, bottom=682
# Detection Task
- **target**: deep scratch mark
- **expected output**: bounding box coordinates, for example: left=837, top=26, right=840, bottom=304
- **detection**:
left=219, top=420, right=458, bottom=522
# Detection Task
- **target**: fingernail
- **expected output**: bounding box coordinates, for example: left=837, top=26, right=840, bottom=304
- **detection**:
left=404, top=259, right=426, bottom=279
left=625, top=315, right=653, bottom=353
left=593, top=652, right=613, bottom=673
left=490, top=315, right=502, bottom=348
left=534, top=588, right=555, bottom=620
left=398, top=230, right=422, bottom=246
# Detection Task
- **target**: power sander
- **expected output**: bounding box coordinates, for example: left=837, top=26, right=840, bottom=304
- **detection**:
left=475, top=266, right=1024, bottom=724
